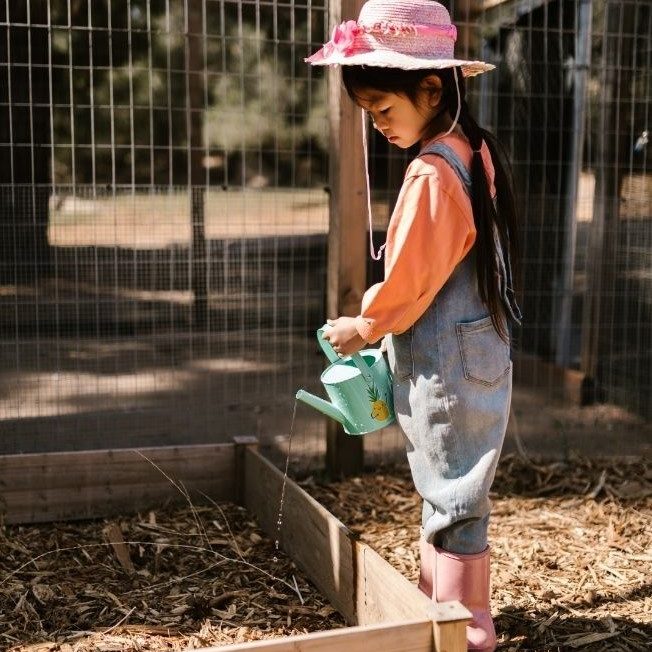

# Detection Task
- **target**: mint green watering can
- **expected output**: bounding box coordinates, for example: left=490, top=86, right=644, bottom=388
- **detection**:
left=296, top=325, right=395, bottom=435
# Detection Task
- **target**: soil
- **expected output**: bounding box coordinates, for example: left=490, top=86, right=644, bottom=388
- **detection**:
left=308, top=454, right=652, bottom=652
left=0, top=502, right=345, bottom=652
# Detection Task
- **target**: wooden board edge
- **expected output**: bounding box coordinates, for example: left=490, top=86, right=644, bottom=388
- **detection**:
left=0, top=443, right=237, bottom=524
left=193, top=618, right=434, bottom=652
left=354, top=541, right=470, bottom=625
left=242, top=447, right=358, bottom=623
left=243, top=448, right=471, bottom=641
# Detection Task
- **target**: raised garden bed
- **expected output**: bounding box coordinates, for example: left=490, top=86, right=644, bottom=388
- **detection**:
left=0, top=440, right=470, bottom=652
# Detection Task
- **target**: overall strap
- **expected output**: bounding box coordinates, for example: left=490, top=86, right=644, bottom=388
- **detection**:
left=419, top=141, right=472, bottom=195
left=418, top=140, right=523, bottom=325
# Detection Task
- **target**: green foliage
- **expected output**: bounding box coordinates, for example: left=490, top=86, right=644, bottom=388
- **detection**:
left=44, top=0, right=327, bottom=186
left=205, top=25, right=295, bottom=153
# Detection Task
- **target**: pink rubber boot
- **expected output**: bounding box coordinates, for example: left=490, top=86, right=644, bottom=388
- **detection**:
left=417, top=533, right=437, bottom=596
left=434, top=546, right=497, bottom=652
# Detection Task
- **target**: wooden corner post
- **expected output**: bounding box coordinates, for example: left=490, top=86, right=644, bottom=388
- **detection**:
left=233, top=436, right=259, bottom=506
left=326, top=0, right=367, bottom=479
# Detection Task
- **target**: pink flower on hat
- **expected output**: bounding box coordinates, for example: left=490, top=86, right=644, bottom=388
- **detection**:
left=318, top=20, right=361, bottom=59
left=331, top=20, right=360, bottom=53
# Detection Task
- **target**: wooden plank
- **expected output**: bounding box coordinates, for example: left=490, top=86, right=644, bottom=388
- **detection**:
left=355, top=543, right=433, bottom=624
left=195, top=619, right=434, bottom=652
left=187, top=0, right=208, bottom=328
left=243, top=448, right=471, bottom=651
left=0, top=444, right=235, bottom=524
left=0, top=445, right=232, bottom=489
left=325, top=0, right=367, bottom=478
left=326, top=0, right=368, bottom=320
left=434, top=618, right=469, bottom=652
left=243, top=447, right=358, bottom=623
left=355, top=543, right=469, bottom=650
left=354, top=543, right=469, bottom=626
left=234, top=436, right=259, bottom=505
left=580, top=5, right=636, bottom=403
left=4, top=480, right=227, bottom=524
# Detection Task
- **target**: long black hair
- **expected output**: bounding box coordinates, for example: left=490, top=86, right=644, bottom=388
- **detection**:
left=342, top=66, right=520, bottom=342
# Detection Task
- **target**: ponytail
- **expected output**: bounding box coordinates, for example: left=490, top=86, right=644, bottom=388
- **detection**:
left=445, top=70, right=521, bottom=342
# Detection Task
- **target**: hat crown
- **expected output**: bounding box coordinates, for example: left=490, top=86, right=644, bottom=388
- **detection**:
left=304, top=0, right=494, bottom=77
left=358, top=0, right=452, bottom=29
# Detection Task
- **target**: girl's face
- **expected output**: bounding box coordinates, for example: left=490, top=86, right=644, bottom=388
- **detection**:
left=354, top=77, right=444, bottom=149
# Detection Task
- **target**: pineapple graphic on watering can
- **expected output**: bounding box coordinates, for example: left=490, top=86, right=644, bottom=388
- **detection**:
left=296, top=324, right=395, bottom=435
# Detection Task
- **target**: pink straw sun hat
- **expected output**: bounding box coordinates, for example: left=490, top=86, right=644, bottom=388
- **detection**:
left=305, top=0, right=493, bottom=77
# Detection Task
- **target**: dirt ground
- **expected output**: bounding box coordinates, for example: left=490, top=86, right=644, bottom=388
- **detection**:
left=1, top=455, right=650, bottom=652
left=2, top=326, right=650, bottom=460
left=309, top=455, right=652, bottom=652
left=0, top=502, right=345, bottom=652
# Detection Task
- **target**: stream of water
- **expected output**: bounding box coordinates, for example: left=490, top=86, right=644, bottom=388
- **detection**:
left=273, top=399, right=298, bottom=563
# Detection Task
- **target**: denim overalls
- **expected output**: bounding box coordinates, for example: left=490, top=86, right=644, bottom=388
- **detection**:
left=386, top=141, right=519, bottom=555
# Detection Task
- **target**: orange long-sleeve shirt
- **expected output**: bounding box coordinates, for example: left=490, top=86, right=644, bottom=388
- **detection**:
left=354, top=133, right=496, bottom=344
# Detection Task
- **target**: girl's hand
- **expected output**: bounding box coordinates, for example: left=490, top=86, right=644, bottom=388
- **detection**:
left=323, top=317, right=366, bottom=356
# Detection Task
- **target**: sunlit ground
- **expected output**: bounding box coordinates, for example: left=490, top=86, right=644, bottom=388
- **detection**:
left=47, top=188, right=392, bottom=247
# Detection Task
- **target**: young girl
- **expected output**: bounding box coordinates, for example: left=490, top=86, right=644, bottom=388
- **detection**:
left=306, top=1, right=521, bottom=650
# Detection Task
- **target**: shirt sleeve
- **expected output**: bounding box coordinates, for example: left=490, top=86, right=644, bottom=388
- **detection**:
left=354, top=170, right=476, bottom=344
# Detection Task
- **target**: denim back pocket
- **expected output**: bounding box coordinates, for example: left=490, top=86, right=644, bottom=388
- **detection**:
left=456, top=316, right=511, bottom=386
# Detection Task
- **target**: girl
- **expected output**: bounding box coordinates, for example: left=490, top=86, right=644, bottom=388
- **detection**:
left=306, top=1, right=521, bottom=651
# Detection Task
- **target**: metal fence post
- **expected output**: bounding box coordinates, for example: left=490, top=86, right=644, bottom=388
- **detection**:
left=187, top=0, right=208, bottom=329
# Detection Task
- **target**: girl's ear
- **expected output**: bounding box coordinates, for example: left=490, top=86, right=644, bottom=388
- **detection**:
left=421, top=75, right=443, bottom=108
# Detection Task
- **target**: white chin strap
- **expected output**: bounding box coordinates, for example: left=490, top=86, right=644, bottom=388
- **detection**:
left=361, top=66, right=461, bottom=261
left=442, top=66, right=461, bottom=138
left=362, top=108, right=386, bottom=261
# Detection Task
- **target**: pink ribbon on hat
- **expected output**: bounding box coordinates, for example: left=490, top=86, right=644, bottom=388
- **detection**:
left=369, top=20, right=457, bottom=41
left=306, top=20, right=457, bottom=62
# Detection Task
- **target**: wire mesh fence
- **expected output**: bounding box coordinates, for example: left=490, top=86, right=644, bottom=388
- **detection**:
left=0, top=1, right=649, bottom=467
left=481, top=0, right=651, bottom=422
left=0, top=0, right=331, bottom=460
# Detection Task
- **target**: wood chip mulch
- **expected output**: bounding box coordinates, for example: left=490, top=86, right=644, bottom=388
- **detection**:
left=1, top=455, right=650, bottom=652
left=306, top=454, right=652, bottom=651
left=0, top=503, right=344, bottom=652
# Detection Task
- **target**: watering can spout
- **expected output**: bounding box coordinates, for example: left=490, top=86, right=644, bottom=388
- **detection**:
left=296, top=389, right=352, bottom=430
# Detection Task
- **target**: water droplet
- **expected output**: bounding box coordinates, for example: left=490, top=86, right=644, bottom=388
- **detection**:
left=273, top=401, right=297, bottom=555
left=272, top=556, right=278, bottom=563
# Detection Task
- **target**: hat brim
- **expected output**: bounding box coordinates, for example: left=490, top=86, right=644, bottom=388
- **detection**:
left=305, top=49, right=494, bottom=77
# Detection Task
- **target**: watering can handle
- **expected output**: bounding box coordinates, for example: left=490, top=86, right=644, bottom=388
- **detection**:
left=317, top=325, right=377, bottom=388
left=350, top=353, right=376, bottom=388
left=317, top=324, right=341, bottom=364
